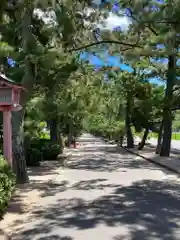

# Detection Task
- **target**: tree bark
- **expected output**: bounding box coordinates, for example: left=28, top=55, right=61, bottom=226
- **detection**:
left=125, top=93, right=134, bottom=148
left=156, top=120, right=164, bottom=154
left=160, top=55, right=176, bottom=157
left=138, top=128, right=149, bottom=150
left=49, top=119, right=58, bottom=143
left=118, top=136, right=124, bottom=147
left=10, top=6, right=33, bottom=184
left=12, top=110, right=29, bottom=184
left=68, top=132, right=73, bottom=147
left=58, top=132, right=64, bottom=153
left=67, top=122, right=73, bottom=147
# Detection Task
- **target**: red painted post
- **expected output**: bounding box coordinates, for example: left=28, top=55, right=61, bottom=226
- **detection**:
left=3, top=110, right=12, bottom=167
left=0, top=73, right=26, bottom=168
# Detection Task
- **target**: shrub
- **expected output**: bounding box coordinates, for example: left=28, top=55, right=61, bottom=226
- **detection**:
left=26, top=148, right=42, bottom=166
left=0, top=155, right=15, bottom=218
left=41, top=143, right=60, bottom=160
left=89, top=121, right=125, bottom=141
left=29, top=139, right=51, bottom=150
left=27, top=139, right=60, bottom=161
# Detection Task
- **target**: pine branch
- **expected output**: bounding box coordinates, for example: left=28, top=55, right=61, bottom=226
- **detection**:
left=128, top=8, right=158, bottom=36
left=136, top=20, right=180, bottom=24
left=68, top=40, right=142, bottom=52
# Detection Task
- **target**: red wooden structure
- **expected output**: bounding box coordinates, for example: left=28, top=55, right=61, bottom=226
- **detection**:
left=0, top=73, right=26, bottom=167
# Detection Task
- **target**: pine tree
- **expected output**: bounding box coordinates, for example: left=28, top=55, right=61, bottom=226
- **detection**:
left=69, top=0, right=180, bottom=156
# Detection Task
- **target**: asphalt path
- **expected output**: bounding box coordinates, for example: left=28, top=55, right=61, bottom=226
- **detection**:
left=12, top=134, right=180, bottom=240
left=148, top=138, right=180, bottom=152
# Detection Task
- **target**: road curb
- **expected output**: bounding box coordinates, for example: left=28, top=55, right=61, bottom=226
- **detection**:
left=121, top=146, right=180, bottom=175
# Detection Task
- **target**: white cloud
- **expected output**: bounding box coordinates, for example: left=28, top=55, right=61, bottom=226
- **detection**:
left=34, top=7, right=130, bottom=32
left=34, top=9, right=56, bottom=25
left=93, top=0, right=101, bottom=4
left=100, top=12, right=130, bottom=30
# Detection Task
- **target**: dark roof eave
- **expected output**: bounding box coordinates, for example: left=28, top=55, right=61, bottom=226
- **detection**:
left=0, top=73, right=26, bottom=91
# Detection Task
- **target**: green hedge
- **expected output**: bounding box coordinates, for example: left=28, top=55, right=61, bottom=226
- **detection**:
left=41, top=142, right=60, bottom=160
left=0, top=155, right=15, bottom=218
left=25, top=139, right=61, bottom=166
left=89, top=121, right=125, bottom=141
left=26, top=147, right=42, bottom=166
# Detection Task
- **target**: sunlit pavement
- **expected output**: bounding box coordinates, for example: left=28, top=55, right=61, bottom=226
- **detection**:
left=13, top=134, right=180, bottom=240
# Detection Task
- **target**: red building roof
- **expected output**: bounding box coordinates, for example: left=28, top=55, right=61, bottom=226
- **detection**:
left=0, top=73, right=26, bottom=90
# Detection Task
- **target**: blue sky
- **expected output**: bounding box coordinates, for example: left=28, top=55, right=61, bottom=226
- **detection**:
left=80, top=52, right=132, bottom=71
left=80, top=52, right=163, bottom=84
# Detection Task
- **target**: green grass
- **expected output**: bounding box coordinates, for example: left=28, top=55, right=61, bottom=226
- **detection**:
left=172, top=133, right=180, bottom=140
left=149, top=132, right=180, bottom=140
left=149, top=132, right=158, bottom=138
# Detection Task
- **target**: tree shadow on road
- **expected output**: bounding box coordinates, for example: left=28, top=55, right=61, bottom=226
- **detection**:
left=2, top=177, right=70, bottom=240
left=37, top=236, right=73, bottom=240
left=27, top=161, right=62, bottom=177
left=4, top=179, right=68, bottom=217
left=13, top=229, right=73, bottom=240
left=67, top=146, right=169, bottom=173
left=10, top=178, right=180, bottom=239
left=1, top=160, right=68, bottom=236
left=2, top=140, right=179, bottom=239
left=13, top=179, right=180, bottom=240
left=71, top=178, right=120, bottom=191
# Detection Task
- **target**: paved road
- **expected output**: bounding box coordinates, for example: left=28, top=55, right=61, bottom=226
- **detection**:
left=148, top=138, right=180, bottom=151
left=13, top=134, right=180, bottom=240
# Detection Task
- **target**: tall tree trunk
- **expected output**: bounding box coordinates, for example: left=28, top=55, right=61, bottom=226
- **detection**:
left=0, top=0, right=6, bottom=22
left=11, top=6, right=33, bottom=184
left=12, top=110, right=29, bottom=184
left=160, top=55, right=176, bottom=157
left=67, top=122, right=73, bottom=147
left=49, top=119, right=58, bottom=143
left=156, top=120, right=164, bottom=154
left=68, top=132, right=73, bottom=147
left=58, top=133, right=64, bottom=154
left=126, top=93, right=134, bottom=148
left=138, top=128, right=149, bottom=150
left=57, top=124, right=64, bottom=153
